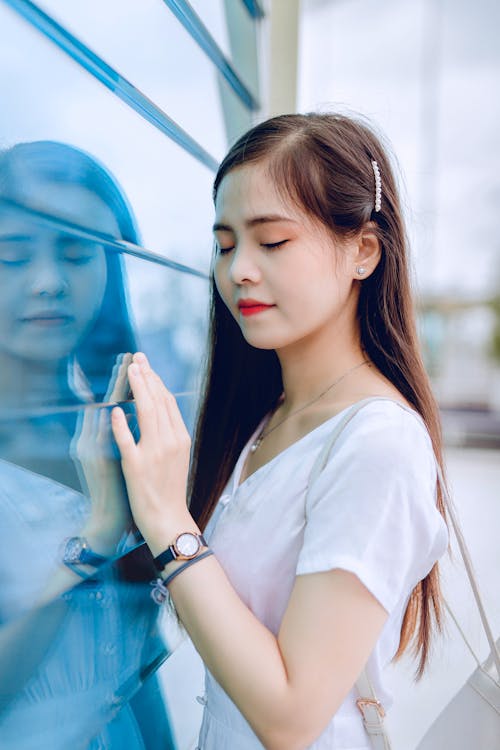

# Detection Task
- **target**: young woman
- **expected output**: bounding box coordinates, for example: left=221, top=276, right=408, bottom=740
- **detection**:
left=111, top=113, right=450, bottom=750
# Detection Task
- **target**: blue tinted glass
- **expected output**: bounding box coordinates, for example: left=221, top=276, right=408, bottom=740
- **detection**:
left=0, top=138, right=207, bottom=748
left=0, top=4, right=217, bottom=271
left=20, top=0, right=229, bottom=159
left=183, top=0, right=231, bottom=56
left=0, top=3, right=230, bottom=746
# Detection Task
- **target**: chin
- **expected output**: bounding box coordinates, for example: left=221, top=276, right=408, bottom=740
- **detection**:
left=241, top=331, right=293, bottom=352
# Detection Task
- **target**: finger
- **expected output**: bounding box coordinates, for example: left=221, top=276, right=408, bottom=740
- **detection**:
left=134, top=354, right=190, bottom=447
left=132, top=352, right=157, bottom=397
left=162, top=382, right=188, bottom=433
left=103, top=353, right=122, bottom=403
left=69, top=409, right=85, bottom=462
left=133, top=353, right=174, bottom=437
left=127, top=362, right=160, bottom=442
left=97, top=406, right=116, bottom=454
left=147, top=369, right=189, bottom=439
left=79, top=404, right=99, bottom=444
left=132, top=352, right=170, bottom=427
left=111, top=406, right=137, bottom=460
left=109, top=352, right=133, bottom=404
left=149, top=372, right=175, bottom=440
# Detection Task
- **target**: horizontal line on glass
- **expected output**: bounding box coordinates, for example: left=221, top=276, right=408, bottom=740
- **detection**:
left=0, top=198, right=210, bottom=280
left=0, top=393, right=198, bottom=420
left=2, top=0, right=219, bottom=172
left=163, top=0, right=259, bottom=111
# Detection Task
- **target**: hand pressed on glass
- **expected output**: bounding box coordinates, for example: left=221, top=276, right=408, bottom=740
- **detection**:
left=110, top=351, right=195, bottom=555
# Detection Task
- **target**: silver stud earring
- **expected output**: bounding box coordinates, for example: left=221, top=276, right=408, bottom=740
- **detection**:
left=356, top=266, right=367, bottom=276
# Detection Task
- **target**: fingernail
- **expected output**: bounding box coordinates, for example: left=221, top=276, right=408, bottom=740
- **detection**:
left=134, top=352, right=147, bottom=364
left=129, top=363, right=139, bottom=376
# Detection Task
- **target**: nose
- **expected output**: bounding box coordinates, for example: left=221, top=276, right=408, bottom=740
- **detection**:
left=29, top=254, right=69, bottom=297
left=228, top=243, right=261, bottom=286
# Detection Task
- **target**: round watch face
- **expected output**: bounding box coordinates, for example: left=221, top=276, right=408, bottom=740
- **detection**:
left=175, top=533, right=200, bottom=558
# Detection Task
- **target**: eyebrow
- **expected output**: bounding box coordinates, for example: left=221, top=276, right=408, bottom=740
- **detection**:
left=0, top=234, right=32, bottom=243
left=213, top=214, right=298, bottom=232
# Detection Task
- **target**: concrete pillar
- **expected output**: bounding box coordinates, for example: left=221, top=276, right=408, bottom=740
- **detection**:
left=266, top=0, right=300, bottom=116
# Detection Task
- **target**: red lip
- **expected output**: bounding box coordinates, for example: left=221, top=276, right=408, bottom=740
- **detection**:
left=237, top=299, right=274, bottom=317
left=237, top=298, right=270, bottom=308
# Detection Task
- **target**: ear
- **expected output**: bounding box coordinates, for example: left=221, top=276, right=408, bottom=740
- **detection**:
left=352, top=222, right=381, bottom=280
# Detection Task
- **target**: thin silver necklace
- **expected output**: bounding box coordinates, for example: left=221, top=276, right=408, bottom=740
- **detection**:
left=249, top=359, right=370, bottom=453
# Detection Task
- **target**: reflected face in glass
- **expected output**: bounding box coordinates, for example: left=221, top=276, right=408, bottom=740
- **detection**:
left=0, top=183, right=120, bottom=362
left=213, top=163, right=354, bottom=352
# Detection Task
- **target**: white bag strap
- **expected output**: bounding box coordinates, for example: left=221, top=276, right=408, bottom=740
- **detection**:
left=354, top=668, right=392, bottom=750
left=306, top=396, right=500, bottom=747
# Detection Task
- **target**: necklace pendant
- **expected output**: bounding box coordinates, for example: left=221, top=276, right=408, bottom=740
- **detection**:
left=250, top=435, right=263, bottom=453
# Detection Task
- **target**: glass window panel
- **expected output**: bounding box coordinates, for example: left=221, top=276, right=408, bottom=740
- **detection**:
left=0, top=4, right=218, bottom=270
left=0, top=4, right=229, bottom=746
left=181, top=0, right=231, bottom=57
left=0, top=36, right=210, bottom=742
left=17, top=0, right=230, bottom=160
left=186, top=0, right=261, bottom=106
left=0, top=246, right=207, bottom=747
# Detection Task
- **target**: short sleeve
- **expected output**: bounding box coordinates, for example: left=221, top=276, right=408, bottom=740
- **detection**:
left=296, top=402, right=449, bottom=614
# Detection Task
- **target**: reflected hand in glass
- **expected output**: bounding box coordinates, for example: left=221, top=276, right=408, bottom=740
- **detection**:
left=70, top=352, right=134, bottom=557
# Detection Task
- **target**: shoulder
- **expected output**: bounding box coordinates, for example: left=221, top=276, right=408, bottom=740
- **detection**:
left=333, top=398, right=435, bottom=470
left=307, top=398, right=439, bottom=515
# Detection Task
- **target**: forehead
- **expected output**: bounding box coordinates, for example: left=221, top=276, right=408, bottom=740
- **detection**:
left=215, top=163, right=296, bottom=223
left=2, top=181, right=121, bottom=237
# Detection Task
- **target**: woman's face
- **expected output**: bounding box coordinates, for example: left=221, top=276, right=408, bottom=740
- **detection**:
left=0, top=181, right=118, bottom=363
left=213, top=162, right=359, bottom=353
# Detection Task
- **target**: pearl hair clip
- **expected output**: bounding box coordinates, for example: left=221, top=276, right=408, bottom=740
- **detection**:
left=371, top=160, right=382, bottom=212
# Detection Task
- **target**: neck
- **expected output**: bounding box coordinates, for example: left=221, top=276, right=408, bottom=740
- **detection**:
left=0, top=352, right=75, bottom=410
left=275, top=311, right=366, bottom=412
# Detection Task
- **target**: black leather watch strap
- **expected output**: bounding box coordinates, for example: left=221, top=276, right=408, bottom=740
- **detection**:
left=154, top=547, right=176, bottom=570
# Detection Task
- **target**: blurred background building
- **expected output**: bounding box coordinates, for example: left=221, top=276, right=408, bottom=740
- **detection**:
left=0, top=2, right=498, bottom=749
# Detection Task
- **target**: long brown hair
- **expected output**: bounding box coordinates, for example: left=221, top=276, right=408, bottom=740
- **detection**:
left=188, top=112, right=449, bottom=679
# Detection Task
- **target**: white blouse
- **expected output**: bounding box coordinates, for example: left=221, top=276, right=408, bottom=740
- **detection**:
left=196, top=399, right=449, bottom=750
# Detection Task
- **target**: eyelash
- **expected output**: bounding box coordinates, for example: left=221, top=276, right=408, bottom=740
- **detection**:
left=218, top=240, right=288, bottom=255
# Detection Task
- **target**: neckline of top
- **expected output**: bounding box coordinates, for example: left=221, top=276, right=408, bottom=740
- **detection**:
left=234, top=396, right=424, bottom=491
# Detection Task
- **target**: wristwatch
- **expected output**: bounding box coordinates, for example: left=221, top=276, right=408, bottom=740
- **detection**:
left=154, top=532, right=207, bottom=572
left=62, top=536, right=108, bottom=569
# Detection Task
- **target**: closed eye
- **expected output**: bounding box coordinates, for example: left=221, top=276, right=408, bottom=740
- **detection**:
left=0, top=256, right=31, bottom=266
left=216, top=239, right=289, bottom=255
left=261, top=240, right=288, bottom=250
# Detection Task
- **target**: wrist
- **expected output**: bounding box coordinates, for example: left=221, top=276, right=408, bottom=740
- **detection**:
left=81, top=525, right=125, bottom=556
left=151, top=528, right=208, bottom=579
left=143, top=514, right=201, bottom=558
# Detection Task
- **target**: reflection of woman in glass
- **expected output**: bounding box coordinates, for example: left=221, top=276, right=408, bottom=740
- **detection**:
left=0, top=140, right=137, bottom=487
left=0, top=142, right=175, bottom=750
